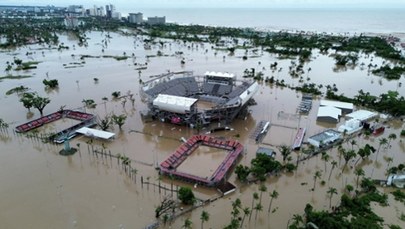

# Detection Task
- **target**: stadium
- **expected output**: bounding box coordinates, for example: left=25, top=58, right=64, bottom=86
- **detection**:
left=140, top=71, right=259, bottom=127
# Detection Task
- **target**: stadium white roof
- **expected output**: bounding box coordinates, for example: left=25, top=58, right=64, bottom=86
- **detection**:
left=205, top=71, right=235, bottom=79
left=320, top=100, right=353, bottom=110
left=153, top=94, right=198, bottom=114
left=346, top=110, right=377, bottom=121
left=76, top=127, right=115, bottom=140
left=239, top=82, right=259, bottom=106
left=317, top=106, right=342, bottom=121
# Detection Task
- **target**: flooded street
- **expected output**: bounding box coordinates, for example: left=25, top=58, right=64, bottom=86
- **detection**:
left=0, top=30, right=404, bottom=228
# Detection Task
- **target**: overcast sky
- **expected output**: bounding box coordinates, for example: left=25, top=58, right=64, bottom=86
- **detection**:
left=3, top=0, right=405, bottom=8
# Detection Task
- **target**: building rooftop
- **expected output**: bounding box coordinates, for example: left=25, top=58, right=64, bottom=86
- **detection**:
left=346, top=110, right=377, bottom=121
left=320, top=100, right=353, bottom=110
left=317, top=106, right=342, bottom=121
left=309, top=129, right=341, bottom=142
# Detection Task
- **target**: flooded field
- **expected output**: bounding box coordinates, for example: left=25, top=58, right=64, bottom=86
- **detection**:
left=0, top=30, right=405, bottom=228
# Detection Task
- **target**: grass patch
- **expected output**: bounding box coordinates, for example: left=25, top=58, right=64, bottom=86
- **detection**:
left=0, top=75, right=32, bottom=80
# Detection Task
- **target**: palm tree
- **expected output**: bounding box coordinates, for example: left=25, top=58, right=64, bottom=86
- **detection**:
left=249, top=192, right=259, bottom=221
left=183, top=218, right=192, bottom=229
left=200, top=210, right=209, bottom=229
left=342, top=149, right=356, bottom=172
left=328, top=160, right=337, bottom=181
left=313, top=170, right=322, bottom=191
left=327, top=187, right=338, bottom=209
left=349, top=139, right=357, bottom=150
left=240, top=207, right=250, bottom=228
left=111, top=114, right=127, bottom=130
left=376, top=138, right=388, bottom=160
left=354, top=168, right=365, bottom=188
left=268, top=190, right=279, bottom=213
left=388, top=133, right=397, bottom=148
left=258, top=184, right=267, bottom=205
left=321, top=153, right=330, bottom=173
left=254, top=203, right=263, bottom=222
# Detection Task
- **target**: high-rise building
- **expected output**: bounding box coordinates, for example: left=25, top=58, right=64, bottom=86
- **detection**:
left=128, top=13, right=143, bottom=24
left=147, top=16, right=166, bottom=25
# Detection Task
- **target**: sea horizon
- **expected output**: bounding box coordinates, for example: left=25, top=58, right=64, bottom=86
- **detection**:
left=129, top=8, right=405, bottom=35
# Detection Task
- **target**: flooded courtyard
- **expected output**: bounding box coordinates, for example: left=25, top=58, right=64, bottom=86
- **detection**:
left=0, top=30, right=405, bottom=228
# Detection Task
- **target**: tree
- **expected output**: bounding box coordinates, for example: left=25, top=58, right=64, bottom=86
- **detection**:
left=268, top=190, right=279, bottom=213
left=342, top=149, right=356, bottom=172
left=350, top=139, right=357, bottom=150
left=388, top=133, right=397, bottom=147
left=200, top=210, right=209, bottom=229
left=97, top=115, right=111, bottom=131
left=254, top=203, right=263, bottom=222
left=249, top=192, right=259, bottom=221
left=327, top=187, right=337, bottom=209
left=20, top=92, right=34, bottom=111
left=235, top=164, right=250, bottom=182
left=328, top=160, right=337, bottom=181
left=279, top=145, right=291, bottom=162
left=313, top=170, right=322, bottom=191
left=258, top=184, right=267, bottom=205
left=321, top=152, right=330, bottom=173
left=376, top=138, right=388, bottom=160
left=354, top=168, right=365, bottom=189
left=240, top=207, right=250, bottom=228
left=43, top=79, right=59, bottom=88
left=183, top=218, right=192, bottom=229
left=32, top=94, right=50, bottom=116
left=111, top=114, right=127, bottom=129
left=178, top=187, right=195, bottom=205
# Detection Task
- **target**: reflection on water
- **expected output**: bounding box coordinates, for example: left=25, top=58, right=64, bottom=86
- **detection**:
left=0, top=31, right=404, bottom=228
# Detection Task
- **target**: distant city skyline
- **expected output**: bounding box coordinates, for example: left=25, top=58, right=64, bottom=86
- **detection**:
left=2, top=0, right=405, bottom=9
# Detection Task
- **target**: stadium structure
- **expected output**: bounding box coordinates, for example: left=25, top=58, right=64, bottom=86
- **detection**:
left=140, top=71, right=259, bottom=127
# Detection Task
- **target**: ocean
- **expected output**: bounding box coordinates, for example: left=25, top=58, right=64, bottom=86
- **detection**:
left=126, top=8, right=405, bottom=35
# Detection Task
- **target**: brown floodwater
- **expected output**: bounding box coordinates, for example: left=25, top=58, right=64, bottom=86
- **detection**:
left=0, top=30, right=404, bottom=228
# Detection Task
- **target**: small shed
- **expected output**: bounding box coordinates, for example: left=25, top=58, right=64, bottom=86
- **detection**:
left=256, top=147, right=275, bottom=157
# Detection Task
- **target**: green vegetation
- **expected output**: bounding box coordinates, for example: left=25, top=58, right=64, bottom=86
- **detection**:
left=327, top=89, right=405, bottom=117
left=19, top=92, right=50, bottom=115
left=372, top=65, right=405, bottom=80
left=15, top=61, right=40, bottom=71
left=334, top=53, right=359, bottom=66
left=5, top=86, right=29, bottom=95
left=111, top=114, right=127, bottom=130
left=250, top=153, right=282, bottom=181
left=391, top=190, right=405, bottom=204
left=401, top=130, right=405, bottom=137
left=43, top=79, right=59, bottom=88
left=82, top=99, right=97, bottom=109
left=178, top=186, right=195, bottom=205
left=292, top=83, right=322, bottom=95
left=0, top=75, right=32, bottom=81
left=289, top=178, right=388, bottom=229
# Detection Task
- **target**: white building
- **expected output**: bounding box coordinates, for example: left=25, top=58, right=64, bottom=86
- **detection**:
left=308, top=129, right=342, bottom=148
left=316, top=106, right=342, bottom=123
left=345, top=110, right=377, bottom=122
left=128, top=13, right=143, bottom=24
left=338, top=119, right=363, bottom=135
left=147, top=16, right=166, bottom=25
left=320, top=100, right=353, bottom=114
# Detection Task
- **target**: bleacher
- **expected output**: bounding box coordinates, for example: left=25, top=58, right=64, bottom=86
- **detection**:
left=159, top=135, right=243, bottom=187
left=144, top=77, right=199, bottom=97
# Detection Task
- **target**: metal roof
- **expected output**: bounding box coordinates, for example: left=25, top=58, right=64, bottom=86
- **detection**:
left=205, top=71, right=235, bottom=79
left=317, top=106, right=342, bottom=120
left=346, top=110, right=377, bottom=121
left=153, top=94, right=198, bottom=114
left=76, top=127, right=115, bottom=140
left=320, top=100, right=353, bottom=110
